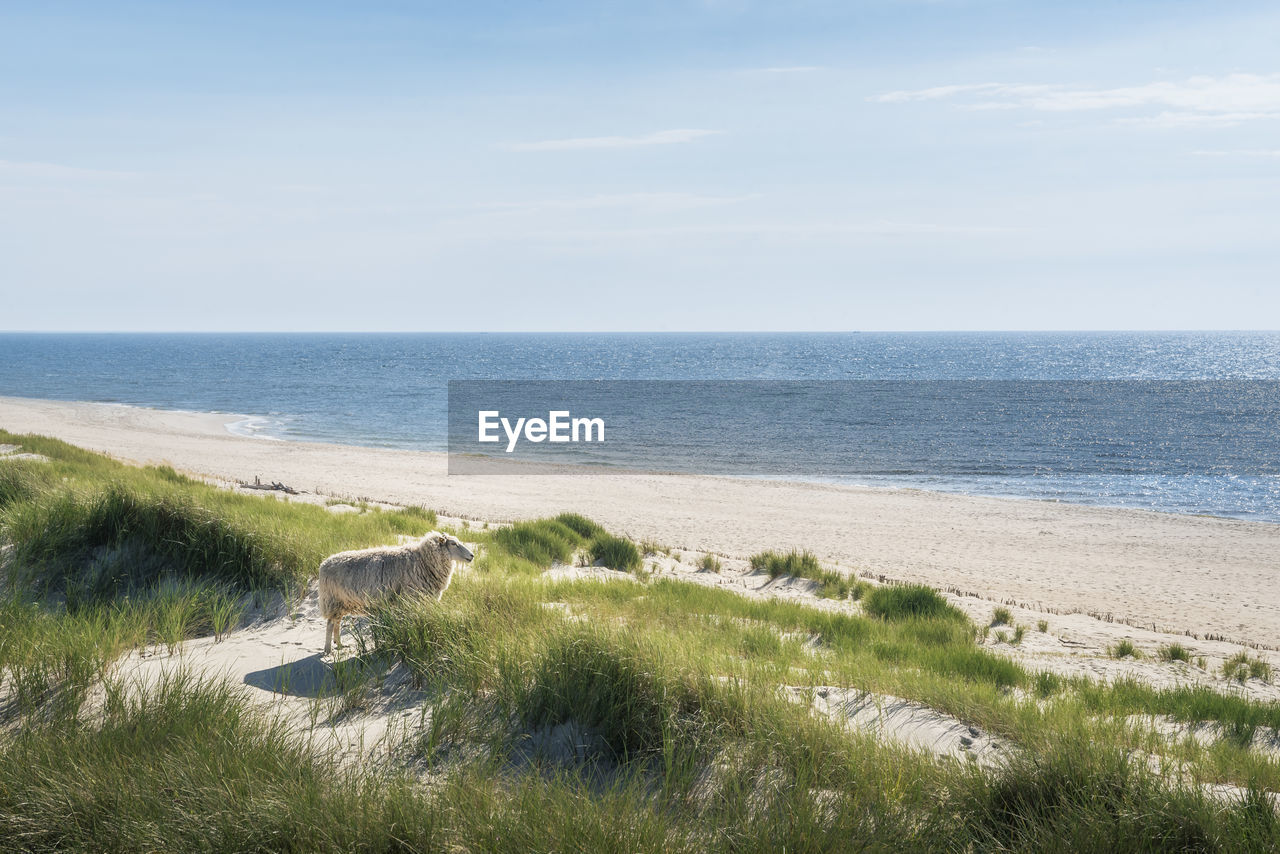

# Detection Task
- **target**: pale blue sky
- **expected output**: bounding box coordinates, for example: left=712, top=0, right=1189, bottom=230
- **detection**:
left=2, top=1, right=1278, bottom=331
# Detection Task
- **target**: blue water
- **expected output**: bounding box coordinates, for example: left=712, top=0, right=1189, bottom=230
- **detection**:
left=1, top=332, right=1278, bottom=521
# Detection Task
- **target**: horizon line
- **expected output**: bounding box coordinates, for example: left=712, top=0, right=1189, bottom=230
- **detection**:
left=1, top=329, right=1278, bottom=335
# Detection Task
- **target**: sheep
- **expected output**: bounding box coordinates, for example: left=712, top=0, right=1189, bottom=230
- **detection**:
left=318, top=531, right=474, bottom=654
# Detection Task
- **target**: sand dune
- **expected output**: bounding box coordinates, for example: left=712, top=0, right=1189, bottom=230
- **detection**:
left=2, top=395, right=1277, bottom=646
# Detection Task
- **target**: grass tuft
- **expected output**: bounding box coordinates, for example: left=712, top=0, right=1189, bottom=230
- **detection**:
left=493, top=519, right=582, bottom=566
left=747, top=549, right=865, bottom=599
left=864, top=584, right=966, bottom=622
left=1222, top=652, right=1273, bottom=684
left=0, top=460, right=54, bottom=508
left=588, top=533, right=642, bottom=572
left=1158, top=643, right=1191, bottom=663
left=553, top=513, right=606, bottom=541
left=1111, top=639, right=1139, bottom=659
left=750, top=549, right=820, bottom=578
left=521, top=626, right=710, bottom=760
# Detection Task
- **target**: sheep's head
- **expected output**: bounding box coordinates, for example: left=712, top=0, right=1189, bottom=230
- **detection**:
left=430, top=531, right=474, bottom=564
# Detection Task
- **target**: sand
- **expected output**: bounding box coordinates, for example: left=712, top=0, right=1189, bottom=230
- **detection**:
left=2, top=394, right=1278, bottom=647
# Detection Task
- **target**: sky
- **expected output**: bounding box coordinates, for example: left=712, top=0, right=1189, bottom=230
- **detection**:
left=1, top=1, right=1278, bottom=332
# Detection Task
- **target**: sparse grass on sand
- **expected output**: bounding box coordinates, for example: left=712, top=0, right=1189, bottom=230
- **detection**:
left=1159, top=643, right=1192, bottom=663
left=748, top=549, right=869, bottom=600
left=1111, top=639, right=1140, bottom=659
left=3, top=432, right=1280, bottom=851
left=491, top=515, right=641, bottom=572
left=1223, top=651, right=1274, bottom=684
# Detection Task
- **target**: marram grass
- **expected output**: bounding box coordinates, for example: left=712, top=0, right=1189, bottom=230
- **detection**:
left=2, top=433, right=1280, bottom=851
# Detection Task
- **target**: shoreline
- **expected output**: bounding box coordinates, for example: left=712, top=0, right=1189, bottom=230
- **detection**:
left=2, top=393, right=1279, bottom=645
left=16, top=392, right=1274, bottom=525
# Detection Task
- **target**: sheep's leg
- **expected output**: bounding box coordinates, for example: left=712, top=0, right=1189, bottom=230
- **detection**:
left=333, top=616, right=342, bottom=649
left=324, top=619, right=333, bottom=655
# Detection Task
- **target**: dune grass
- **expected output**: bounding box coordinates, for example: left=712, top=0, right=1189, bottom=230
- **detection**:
left=1112, top=639, right=1140, bottom=659
left=554, top=512, right=607, bottom=541
left=0, top=429, right=452, bottom=680
left=6, top=669, right=1274, bottom=853
left=864, top=583, right=967, bottom=622
left=1, top=430, right=447, bottom=596
left=0, top=459, right=54, bottom=508
left=3, top=434, right=1280, bottom=851
left=748, top=548, right=868, bottom=599
left=493, top=518, right=583, bottom=565
left=1224, top=652, right=1274, bottom=684
left=587, top=533, right=642, bottom=572
left=489, top=516, right=642, bottom=572
left=365, top=567, right=1279, bottom=849
left=0, top=670, right=454, bottom=852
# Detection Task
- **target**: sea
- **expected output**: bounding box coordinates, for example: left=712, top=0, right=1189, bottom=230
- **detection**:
left=1, top=332, right=1278, bottom=522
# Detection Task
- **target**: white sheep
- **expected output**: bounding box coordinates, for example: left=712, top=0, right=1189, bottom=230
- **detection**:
left=318, top=531, right=474, bottom=654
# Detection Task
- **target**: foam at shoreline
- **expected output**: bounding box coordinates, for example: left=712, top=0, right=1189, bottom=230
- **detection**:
left=225, top=415, right=288, bottom=441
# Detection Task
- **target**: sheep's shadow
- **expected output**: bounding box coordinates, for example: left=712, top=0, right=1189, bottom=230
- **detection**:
left=243, top=651, right=383, bottom=699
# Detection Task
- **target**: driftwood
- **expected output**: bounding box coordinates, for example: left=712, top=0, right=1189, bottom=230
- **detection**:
left=238, top=475, right=299, bottom=495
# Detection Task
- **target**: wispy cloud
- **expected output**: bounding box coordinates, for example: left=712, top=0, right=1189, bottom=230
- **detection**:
left=478, top=192, right=756, bottom=214
left=871, top=74, right=1280, bottom=126
left=501, top=129, right=720, bottom=152
left=753, top=65, right=821, bottom=74
left=1118, top=111, right=1276, bottom=128
left=525, top=220, right=1018, bottom=244
left=0, top=159, right=135, bottom=180
left=1192, top=148, right=1280, bottom=157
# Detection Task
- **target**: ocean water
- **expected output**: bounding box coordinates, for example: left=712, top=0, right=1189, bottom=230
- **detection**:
left=1, top=332, right=1278, bottom=521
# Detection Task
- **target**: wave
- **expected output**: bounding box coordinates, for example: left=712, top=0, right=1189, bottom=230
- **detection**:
left=224, top=416, right=288, bottom=441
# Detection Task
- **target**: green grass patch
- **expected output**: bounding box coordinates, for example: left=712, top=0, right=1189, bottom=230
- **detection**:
left=6, top=434, right=1280, bottom=850
left=864, top=584, right=966, bottom=622
left=1223, top=652, right=1273, bottom=684
left=0, top=671, right=451, bottom=852
left=750, top=548, right=821, bottom=578
left=553, top=512, right=606, bottom=541
left=1158, top=643, right=1191, bottom=663
left=7, top=483, right=295, bottom=593
left=520, top=625, right=740, bottom=760
left=1078, top=677, right=1280, bottom=732
left=492, top=518, right=583, bottom=565
left=487, top=515, right=637, bottom=571
left=747, top=549, right=864, bottom=599
left=1111, top=640, right=1139, bottom=659
left=588, top=533, right=642, bottom=572
left=0, top=459, right=54, bottom=508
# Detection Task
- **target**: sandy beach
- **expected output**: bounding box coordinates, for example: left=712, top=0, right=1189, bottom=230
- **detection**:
left=2, top=394, right=1277, bottom=646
